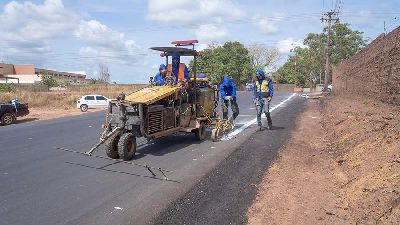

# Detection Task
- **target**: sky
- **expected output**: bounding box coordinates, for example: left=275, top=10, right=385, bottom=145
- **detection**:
left=0, top=0, right=399, bottom=83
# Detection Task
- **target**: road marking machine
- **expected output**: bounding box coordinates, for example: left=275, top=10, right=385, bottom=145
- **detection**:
left=58, top=40, right=234, bottom=179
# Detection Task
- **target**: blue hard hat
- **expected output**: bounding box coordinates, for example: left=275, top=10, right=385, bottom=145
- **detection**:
left=256, top=69, right=265, bottom=76
left=159, top=64, right=166, bottom=70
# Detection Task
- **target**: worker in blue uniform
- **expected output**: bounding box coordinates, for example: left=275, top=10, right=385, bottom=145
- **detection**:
left=253, top=69, right=274, bottom=130
left=220, top=76, right=239, bottom=121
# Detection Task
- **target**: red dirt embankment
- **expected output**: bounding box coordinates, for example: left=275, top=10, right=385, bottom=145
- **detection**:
left=247, top=96, right=399, bottom=224
left=333, top=27, right=400, bottom=105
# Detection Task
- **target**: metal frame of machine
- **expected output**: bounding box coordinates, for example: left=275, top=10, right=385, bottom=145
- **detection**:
left=81, top=40, right=228, bottom=161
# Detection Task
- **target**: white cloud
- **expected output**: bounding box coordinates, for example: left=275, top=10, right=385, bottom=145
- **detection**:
left=252, top=13, right=286, bottom=34
left=277, top=38, right=306, bottom=54
left=75, top=20, right=140, bottom=65
left=254, top=17, right=278, bottom=34
left=195, top=43, right=210, bottom=51
left=75, top=20, right=126, bottom=50
left=147, top=0, right=243, bottom=24
left=0, top=0, right=79, bottom=62
left=195, top=24, right=229, bottom=42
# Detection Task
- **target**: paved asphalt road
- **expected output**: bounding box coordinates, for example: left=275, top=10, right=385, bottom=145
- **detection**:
left=154, top=96, right=305, bottom=225
left=0, top=91, right=297, bottom=225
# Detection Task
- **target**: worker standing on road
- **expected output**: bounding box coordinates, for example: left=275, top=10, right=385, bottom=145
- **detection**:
left=167, top=52, right=190, bottom=83
left=253, top=69, right=273, bottom=131
left=154, top=64, right=167, bottom=86
left=220, top=76, right=239, bottom=121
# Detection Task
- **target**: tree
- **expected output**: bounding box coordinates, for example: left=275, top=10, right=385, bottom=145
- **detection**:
left=248, top=44, right=280, bottom=70
left=0, top=83, right=16, bottom=92
left=88, top=78, right=107, bottom=84
left=329, top=23, right=366, bottom=66
left=40, top=72, right=59, bottom=88
left=276, top=22, right=366, bottom=87
left=97, top=63, right=110, bottom=83
left=190, top=41, right=253, bottom=85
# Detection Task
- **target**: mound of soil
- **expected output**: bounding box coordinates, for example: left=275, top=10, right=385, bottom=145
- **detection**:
left=247, top=96, right=400, bottom=224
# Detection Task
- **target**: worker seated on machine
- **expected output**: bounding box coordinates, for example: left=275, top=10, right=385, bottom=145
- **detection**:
left=154, top=64, right=167, bottom=86
left=167, top=52, right=189, bottom=85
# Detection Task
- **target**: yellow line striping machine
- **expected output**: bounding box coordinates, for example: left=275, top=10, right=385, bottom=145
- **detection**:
left=58, top=40, right=233, bottom=179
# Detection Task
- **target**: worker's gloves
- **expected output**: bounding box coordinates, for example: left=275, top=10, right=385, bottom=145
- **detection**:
left=225, top=96, right=233, bottom=101
left=267, top=96, right=272, bottom=102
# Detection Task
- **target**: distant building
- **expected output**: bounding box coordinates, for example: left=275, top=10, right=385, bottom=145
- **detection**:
left=0, top=63, right=87, bottom=84
left=0, top=63, right=36, bottom=83
left=35, top=68, right=87, bottom=84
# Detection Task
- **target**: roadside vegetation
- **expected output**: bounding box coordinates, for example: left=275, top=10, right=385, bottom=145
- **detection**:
left=192, top=23, right=366, bottom=88
left=190, top=42, right=280, bottom=84
left=0, top=84, right=145, bottom=109
left=275, top=23, right=366, bottom=87
left=0, top=62, right=144, bottom=111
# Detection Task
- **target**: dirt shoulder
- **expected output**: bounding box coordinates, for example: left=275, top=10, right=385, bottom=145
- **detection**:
left=17, top=107, right=104, bottom=122
left=247, top=96, right=400, bottom=224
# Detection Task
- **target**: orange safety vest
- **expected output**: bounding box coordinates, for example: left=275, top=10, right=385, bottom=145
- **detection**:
left=167, top=63, right=186, bottom=81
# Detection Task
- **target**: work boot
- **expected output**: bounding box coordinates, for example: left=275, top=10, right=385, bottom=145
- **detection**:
left=258, top=124, right=265, bottom=131
left=267, top=121, right=272, bottom=130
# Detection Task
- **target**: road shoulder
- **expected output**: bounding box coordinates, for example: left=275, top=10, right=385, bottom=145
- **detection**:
left=152, top=97, right=305, bottom=225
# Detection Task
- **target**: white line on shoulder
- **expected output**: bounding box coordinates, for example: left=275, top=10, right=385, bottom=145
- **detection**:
left=221, top=93, right=297, bottom=140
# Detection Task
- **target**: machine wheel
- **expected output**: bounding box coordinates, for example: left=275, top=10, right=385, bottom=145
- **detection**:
left=195, top=122, right=206, bottom=141
left=211, top=128, right=220, bottom=142
left=105, top=134, right=120, bottom=159
left=118, top=133, right=136, bottom=161
left=1, top=113, right=15, bottom=125
left=80, top=104, right=88, bottom=112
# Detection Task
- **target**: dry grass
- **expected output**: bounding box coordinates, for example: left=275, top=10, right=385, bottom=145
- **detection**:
left=0, top=84, right=147, bottom=109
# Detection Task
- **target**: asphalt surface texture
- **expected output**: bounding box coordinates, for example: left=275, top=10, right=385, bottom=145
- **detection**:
left=153, top=96, right=305, bottom=225
left=0, top=91, right=301, bottom=225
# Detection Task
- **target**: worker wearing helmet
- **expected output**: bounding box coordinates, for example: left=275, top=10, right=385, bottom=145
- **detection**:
left=220, top=76, right=239, bottom=121
left=167, top=52, right=189, bottom=83
left=154, top=64, right=167, bottom=86
left=253, top=69, right=273, bottom=130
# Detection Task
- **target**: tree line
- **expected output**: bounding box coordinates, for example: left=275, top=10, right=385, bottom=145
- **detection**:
left=189, top=42, right=280, bottom=85
left=190, top=22, right=366, bottom=87
left=273, top=22, right=366, bottom=87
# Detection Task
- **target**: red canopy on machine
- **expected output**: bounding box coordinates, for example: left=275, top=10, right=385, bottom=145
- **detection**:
left=171, top=40, right=198, bottom=46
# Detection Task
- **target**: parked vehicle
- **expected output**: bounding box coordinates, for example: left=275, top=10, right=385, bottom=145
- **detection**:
left=76, top=95, right=110, bottom=112
left=0, top=99, right=29, bottom=125
left=327, top=84, right=333, bottom=92
left=245, top=82, right=253, bottom=91
left=322, top=84, right=333, bottom=92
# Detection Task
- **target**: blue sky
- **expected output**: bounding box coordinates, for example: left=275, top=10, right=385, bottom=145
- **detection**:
left=0, top=0, right=399, bottom=83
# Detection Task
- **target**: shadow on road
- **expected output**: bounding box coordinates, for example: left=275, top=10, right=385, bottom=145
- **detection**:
left=135, top=133, right=201, bottom=159
left=14, top=117, right=40, bottom=124
left=65, top=161, right=180, bottom=183
left=270, top=126, right=285, bottom=130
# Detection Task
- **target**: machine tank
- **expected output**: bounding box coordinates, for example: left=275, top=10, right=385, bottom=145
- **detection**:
left=196, top=86, right=215, bottom=118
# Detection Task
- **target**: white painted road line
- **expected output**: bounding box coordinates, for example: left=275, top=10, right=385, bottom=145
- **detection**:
left=222, top=93, right=297, bottom=140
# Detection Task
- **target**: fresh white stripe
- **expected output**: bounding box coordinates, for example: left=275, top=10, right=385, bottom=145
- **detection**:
left=221, top=93, right=297, bottom=140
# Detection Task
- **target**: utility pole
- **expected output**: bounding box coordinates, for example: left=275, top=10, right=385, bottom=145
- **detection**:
left=321, top=11, right=339, bottom=91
